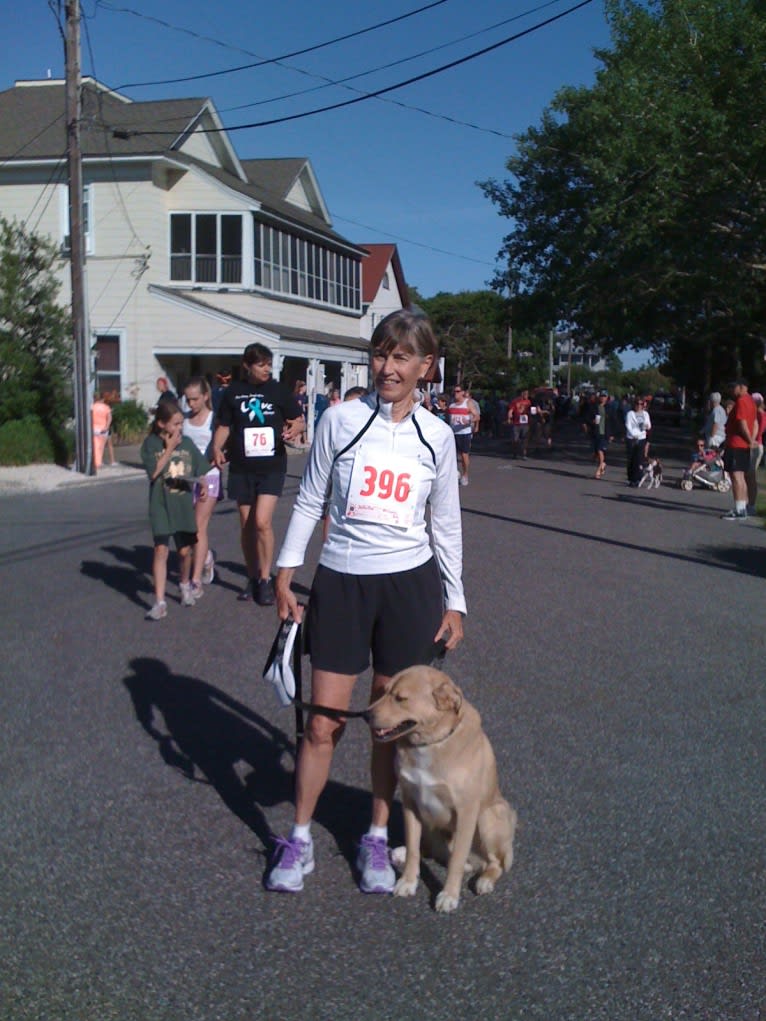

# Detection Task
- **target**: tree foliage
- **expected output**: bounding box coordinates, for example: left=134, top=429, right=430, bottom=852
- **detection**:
left=480, top=0, right=766, bottom=393
left=0, top=216, right=72, bottom=454
left=418, top=290, right=512, bottom=389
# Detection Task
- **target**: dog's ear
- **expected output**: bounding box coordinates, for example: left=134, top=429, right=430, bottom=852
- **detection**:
left=433, top=680, right=463, bottom=714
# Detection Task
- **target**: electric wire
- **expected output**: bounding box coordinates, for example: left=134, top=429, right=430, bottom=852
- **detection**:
left=129, top=0, right=595, bottom=136
left=332, top=213, right=497, bottom=267
left=103, top=0, right=450, bottom=89
left=27, top=152, right=68, bottom=234
left=82, top=12, right=147, bottom=251
left=219, top=0, right=569, bottom=114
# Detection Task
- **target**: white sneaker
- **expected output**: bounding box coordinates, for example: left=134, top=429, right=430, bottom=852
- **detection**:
left=180, top=582, right=196, bottom=606
left=265, top=836, right=314, bottom=892
left=145, top=601, right=167, bottom=621
left=356, top=835, right=395, bottom=894
left=202, top=549, right=216, bottom=584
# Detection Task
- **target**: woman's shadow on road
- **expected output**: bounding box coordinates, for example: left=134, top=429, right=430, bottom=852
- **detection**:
left=122, top=657, right=377, bottom=873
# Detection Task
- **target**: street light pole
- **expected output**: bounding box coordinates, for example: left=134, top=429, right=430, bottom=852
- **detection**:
left=66, top=0, right=93, bottom=475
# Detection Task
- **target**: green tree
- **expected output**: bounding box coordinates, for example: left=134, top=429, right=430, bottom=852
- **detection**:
left=480, top=0, right=766, bottom=394
left=418, top=290, right=511, bottom=389
left=0, top=217, right=72, bottom=459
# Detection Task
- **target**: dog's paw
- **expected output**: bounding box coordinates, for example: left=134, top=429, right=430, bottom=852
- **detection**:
left=390, top=845, right=406, bottom=870
left=393, top=876, right=418, bottom=898
left=475, top=874, right=497, bottom=895
left=435, top=890, right=460, bottom=913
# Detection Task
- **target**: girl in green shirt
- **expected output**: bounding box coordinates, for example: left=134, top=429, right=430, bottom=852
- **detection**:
left=140, top=402, right=209, bottom=620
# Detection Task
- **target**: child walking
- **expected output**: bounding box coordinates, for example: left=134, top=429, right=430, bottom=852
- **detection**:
left=141, top=401, right=209, bottom=620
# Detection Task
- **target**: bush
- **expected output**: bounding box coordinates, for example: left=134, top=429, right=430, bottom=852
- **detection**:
left=0, top=415, right=58, bottom=465
left=111, top=399, right=149, bottom=441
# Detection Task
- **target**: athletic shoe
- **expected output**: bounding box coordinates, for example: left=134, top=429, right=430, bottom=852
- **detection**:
left=265, top=836, right=314, bottom=892
left=145, top=601, right=167, bottom=621
left=255, top=577, right=276, bottom=606
left=721, top=509, right=747, bottom=521
left=746, top=505, right=757, bottom=517
left=237, top=579, right=253, bottom=601
left=459, top=475, right=469, bottom=487
left=190, top=581, right=204, bottom=601
left=202, top=549, right=216, bottom=585
left=356, top=835, right=395, bottom=894
left=180, top=582, right=196, bottom=606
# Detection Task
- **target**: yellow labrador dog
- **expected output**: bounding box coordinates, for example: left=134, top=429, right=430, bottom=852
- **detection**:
left=366, top=665, right=516, bottom=913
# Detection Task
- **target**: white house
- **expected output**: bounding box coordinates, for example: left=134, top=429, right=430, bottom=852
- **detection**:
left=359, top=243, right=409, bottom=340
left=0, top=78, right=380, bottom=416
left=553, top=332, right=609, bottom=374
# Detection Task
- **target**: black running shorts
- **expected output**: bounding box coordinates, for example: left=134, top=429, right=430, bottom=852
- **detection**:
left=306, top=558, right=444, bottom=677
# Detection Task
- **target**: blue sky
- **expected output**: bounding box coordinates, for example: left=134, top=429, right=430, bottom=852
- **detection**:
left=3, top=1, right=645, bottom=363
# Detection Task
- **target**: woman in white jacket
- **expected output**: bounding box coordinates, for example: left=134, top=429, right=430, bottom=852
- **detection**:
left=625, top=397, right=652, bottom=486
left=267, top=309, right=466, bottom=895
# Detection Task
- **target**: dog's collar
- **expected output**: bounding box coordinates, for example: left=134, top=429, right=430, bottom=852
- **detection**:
left=407, top=719, right=461, bottom=748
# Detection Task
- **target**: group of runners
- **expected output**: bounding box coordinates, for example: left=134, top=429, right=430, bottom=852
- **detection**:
left=139, top=310, right=467, bottom=895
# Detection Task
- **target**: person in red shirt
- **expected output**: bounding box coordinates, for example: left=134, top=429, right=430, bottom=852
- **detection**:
left=507, top=389, right=532, bottom=459
left=746, top=391, right=766, bottom=515
left=722, top=378, right=758, bottom=520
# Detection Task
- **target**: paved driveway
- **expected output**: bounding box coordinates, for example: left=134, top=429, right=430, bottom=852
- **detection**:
left=1, top=422, right=764, bottom=1021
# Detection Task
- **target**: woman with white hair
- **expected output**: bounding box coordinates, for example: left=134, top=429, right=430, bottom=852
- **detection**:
left=704, top=392, right=727, bottom=448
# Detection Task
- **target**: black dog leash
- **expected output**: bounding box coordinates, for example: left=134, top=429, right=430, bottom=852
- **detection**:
left=290, top=630, right=448, bottom=724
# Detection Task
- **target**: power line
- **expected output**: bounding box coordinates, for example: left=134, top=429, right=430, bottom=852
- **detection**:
left=219, top=0, right=568, bottom=115
left=103, top=0, right=449, bottom=89
left=81, top=10, right=147, bottom=250
left=129, top=0, right=595, bottom=137
left=331, top=212, right=497, bottom=267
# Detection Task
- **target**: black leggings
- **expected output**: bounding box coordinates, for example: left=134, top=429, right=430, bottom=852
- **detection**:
left=626, top=438, right=646, bottom=483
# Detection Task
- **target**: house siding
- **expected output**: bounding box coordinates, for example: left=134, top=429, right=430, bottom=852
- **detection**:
left=0, top=84, right=372, bottom=413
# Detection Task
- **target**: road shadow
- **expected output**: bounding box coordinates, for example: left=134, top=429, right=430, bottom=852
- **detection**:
left=122, top=657, right=386, bottom=872
left=693, top=543, right=766, bottom=577
left=463, top=505, right=766, bottom=577
left=81, top=543, right=155, bottom=607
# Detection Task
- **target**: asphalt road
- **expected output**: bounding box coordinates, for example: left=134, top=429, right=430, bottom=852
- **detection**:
left=1, top=421, right=764, bottom=1021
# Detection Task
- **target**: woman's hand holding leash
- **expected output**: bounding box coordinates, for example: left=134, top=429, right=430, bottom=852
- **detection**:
left=275, top=567, right=304, bottom=623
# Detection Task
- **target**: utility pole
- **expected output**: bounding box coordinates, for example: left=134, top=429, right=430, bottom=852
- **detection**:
left=66, top=0, right=93, bottom=474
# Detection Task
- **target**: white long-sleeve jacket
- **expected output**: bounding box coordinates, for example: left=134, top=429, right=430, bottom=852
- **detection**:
left=626, top=409, right=652, bottom=440
left=276, top=393, right=466, bottom=615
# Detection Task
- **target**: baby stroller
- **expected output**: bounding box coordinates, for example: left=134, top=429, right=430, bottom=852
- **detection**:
left=679, top=445, right=730, bottom=493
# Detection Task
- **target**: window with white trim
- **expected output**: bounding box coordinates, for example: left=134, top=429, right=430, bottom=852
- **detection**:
left=170, top=212, right=243, bottom=284
left=254, top=219, right=361, bottom=312
left=93, top=332, right=121, bottom=398
left=60, top=184, right=93, bottom=255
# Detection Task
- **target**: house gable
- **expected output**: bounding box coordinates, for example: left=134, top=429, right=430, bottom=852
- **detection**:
left=241, top=158, right=330, bottom=224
